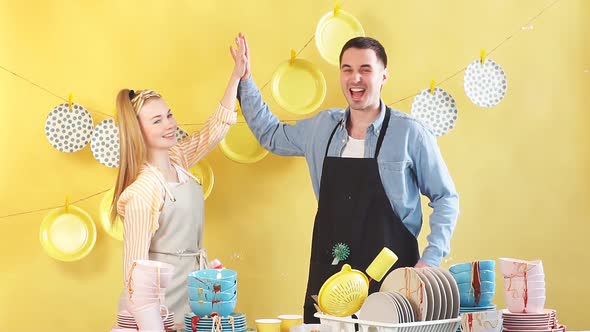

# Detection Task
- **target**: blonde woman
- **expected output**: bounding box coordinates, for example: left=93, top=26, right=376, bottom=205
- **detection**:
left=112, top=36, right=248, bottom=325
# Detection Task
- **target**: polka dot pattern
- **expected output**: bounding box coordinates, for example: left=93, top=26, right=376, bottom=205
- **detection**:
left=91, top=118, right=120, bottom=168
left=411, top=88, right=459, bottom=137
left=464, top=58, right=508, bottom=108
left=44, top=103, right=93, bottom=152
left=176, top=127, right=189, bottom=141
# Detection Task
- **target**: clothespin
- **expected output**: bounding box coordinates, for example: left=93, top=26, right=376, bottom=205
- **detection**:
left=68, top=93, right=73, bottom=110
left=290, top=49, right=297, bottom=65
left=430, top=80, right=436, bottom=95
left=334, top=3, right=341, bottom=16
left=480, top=49, right=486, bottom=65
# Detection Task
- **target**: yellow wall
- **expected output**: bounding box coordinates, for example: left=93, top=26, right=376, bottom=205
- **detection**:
left=1, top=0, right=589, bottom=330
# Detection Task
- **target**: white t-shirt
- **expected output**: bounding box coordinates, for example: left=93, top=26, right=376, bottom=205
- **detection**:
left=341, top=136, right=365, bottom=158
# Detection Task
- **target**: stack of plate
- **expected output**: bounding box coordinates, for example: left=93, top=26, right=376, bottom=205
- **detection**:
left=380, top=267, right=460, bottom=321
left=358, top=291, right=415, bottom=323
left=116, top=310, right=174, bottom=330
left=502, top=309, right=564, bottom=332
left=184, top=312, right=247, bottom=332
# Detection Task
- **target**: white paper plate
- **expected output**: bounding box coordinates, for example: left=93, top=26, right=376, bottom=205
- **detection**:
left=91, top=118, right=119, bottom=168
left=411, top=88, right=458, bottom=136
left=464, top=58, right=507, bottom=108
left=45, top=103, right=94, bottom=152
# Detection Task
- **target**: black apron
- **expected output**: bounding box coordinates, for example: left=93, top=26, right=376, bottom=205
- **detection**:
left=303, top=108, right=420, bottom=323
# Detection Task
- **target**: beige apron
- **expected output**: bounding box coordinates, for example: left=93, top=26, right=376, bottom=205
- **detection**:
left=118, top=163, right=209, bottom=327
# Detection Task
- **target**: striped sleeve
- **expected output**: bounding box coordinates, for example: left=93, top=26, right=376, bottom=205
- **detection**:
left=117, top=173, right=164, bottom=284
left=173, top=103, right=237, bottom=169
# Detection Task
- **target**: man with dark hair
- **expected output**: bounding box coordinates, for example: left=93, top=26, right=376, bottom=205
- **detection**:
left=232, top=34, right=459, bottom=322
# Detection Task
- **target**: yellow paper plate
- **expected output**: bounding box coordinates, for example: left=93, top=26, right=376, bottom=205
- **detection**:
left=190, top=158, right=215, bottom=200
left=315, top=9, right=365, bottom=66
left=39, top=205, right=97, bottom=261
left=99, top=188, right=124, bottom=241
left=271, top=59, right=327, bottom=115
left=219, top=121, right=268, bottom=164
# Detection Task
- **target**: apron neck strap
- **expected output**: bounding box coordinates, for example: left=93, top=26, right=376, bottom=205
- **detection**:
left=324, top=108, right=391, bottom=159
left=374, top=108, right=391, bottom=158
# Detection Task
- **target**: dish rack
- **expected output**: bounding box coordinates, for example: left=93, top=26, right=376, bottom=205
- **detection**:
left=314, top=313, right=461, bottom=332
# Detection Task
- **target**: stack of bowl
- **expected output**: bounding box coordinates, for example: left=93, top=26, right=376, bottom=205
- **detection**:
left=188, top=268, right=238, bottom=317
left=498, top=258, right=545, bottom=313
left=449, top=260, right=497, bottom=315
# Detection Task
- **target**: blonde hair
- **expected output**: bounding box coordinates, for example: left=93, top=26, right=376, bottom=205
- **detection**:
left=110, top=89, right=161, bottom=223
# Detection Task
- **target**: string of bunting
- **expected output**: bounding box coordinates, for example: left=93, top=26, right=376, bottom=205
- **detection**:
left=0, top=0, right=561, bottom=220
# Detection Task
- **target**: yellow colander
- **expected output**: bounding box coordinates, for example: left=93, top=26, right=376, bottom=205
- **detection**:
left=318, top=264, right=369, bottom=316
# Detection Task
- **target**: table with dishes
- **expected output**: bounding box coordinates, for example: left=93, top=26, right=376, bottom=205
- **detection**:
left=111, top=256, right=573, bottom=332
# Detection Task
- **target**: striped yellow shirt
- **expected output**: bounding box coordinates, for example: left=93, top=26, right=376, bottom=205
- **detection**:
left=117, top=103, right=237, bottom=282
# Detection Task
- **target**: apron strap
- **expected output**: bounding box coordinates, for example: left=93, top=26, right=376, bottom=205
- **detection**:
left=374, top=108, right=391, bottom=158
left=323, top=108, right=392, bottom=159
left=324, top=120, right=342, bottom=158
left=175, top=164, right=202, bottom=185
left=146, top=163, right=177, bottom=202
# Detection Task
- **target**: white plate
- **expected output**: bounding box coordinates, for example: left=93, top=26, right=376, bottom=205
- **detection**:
left=420, top=268, right=442, bottom=320
left=438, top=267, right=461, bottom=318
left=463, top=58, right=507, bottom=108
left=430, top=267, right=454, bottom=319
left=389, top=291, right=415, bottom=323
left=414, top=268, right=434, bottom=321
left=358, top=292, right=400, bottom=323
left=380, top=267, right=428, bottom=321
left=382, top=292, right=405, bottom=322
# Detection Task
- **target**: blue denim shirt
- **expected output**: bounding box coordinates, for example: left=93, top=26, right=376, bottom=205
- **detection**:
left=237, top=77, right=459, bottom=266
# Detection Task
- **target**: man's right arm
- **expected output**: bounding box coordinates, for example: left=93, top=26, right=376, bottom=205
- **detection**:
left=237, top=77, right=311, bottom=157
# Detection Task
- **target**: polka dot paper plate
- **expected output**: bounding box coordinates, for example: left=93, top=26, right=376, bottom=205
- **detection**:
left=91, top=118, right=120, bottom=168
left=411, top=88, right=459, bottom=137
left=315, top=9, right=365, bottom=66
left=45, top=103, right=94, bottom=152
left=464, top=58, right=508, bottom=108
left=176, top=127, right=189, bottom=141
left=271, top=58, right=327, bottom=115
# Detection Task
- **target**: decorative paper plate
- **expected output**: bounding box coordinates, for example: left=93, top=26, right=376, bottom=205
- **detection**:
left=45, top=103, right=94, bottom=152
left=411, top=87, right=459, bottom=136
left=99, top=188, right=123, bottom=241
left=190, top=158, right=215, bottom=200
left=39, top=204, right=97, bottom=261
left=380, top=267, right=428, bottom=321
left=464, top=58, right=507, bottom=108
left=219, top=121, right=268, bottom=164
left=271, top=58, right=326, bottom=115
left=176, top=127, right=189, bottom=141
left=91, top=118, right=120, bottom=168
left=315, top=9, right=365, bottom=66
